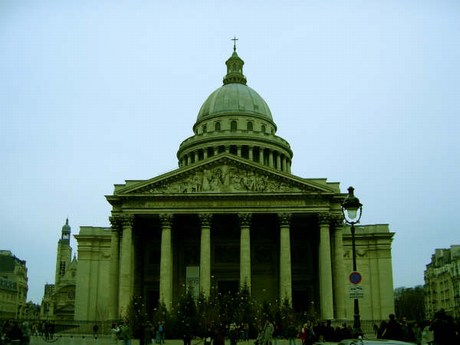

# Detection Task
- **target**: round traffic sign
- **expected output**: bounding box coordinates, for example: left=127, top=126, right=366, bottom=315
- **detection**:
left=349, top=271, right=362, bottom=285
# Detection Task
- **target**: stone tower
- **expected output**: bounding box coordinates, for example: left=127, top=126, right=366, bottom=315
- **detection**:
left=55, top=218, right=72, bottom=285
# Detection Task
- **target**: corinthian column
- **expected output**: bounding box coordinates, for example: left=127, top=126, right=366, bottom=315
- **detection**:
left=239, top=213, right=252, bottom=290
left=119, top=214, right=134, bottom=316
left=108, top=216, right=121, bottom=320
left=199, top=214, right=212, bottom=296
left=159, top=214, right=173, bottom=309
left=332, top=215, right=346, bottom=319
left=279, top=213, right=292, bottom=304
left=318, top=213, right=334, bottom=320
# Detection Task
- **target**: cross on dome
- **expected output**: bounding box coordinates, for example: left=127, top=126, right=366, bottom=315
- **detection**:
left=231, top=36, right=238, bottom=52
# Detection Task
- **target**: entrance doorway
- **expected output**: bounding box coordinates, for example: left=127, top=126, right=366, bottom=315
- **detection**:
left=217, top=280, right=239, bottom=295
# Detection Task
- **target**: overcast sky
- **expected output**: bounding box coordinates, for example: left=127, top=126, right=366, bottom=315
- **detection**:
left=1, top=0, right=459, bottom=304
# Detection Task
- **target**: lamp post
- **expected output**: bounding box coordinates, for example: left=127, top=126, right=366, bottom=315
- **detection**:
left=341, top=186, right=363, bottom=337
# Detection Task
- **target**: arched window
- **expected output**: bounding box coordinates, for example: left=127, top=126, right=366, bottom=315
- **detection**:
left=215, top=122, right=221, bottom=132
left=231, top=120, right=237, bottom=132
left=261, top=125, right=266, bottom=134
left=247, top=122, right=253, bottom=131
left=202, top=125, right=207, bottom=133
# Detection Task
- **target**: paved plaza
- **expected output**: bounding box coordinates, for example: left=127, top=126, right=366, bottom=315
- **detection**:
left=29, top=336, right=299, bottom=345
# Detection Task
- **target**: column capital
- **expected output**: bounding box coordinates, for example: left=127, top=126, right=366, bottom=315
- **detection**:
left=330, top=214, right=344, bottom=227
left=199, top=214, right=213, bottom=227
left=317, top=212, right=331, bottom=226
left=110, top=214, right=134, bottom=229
left=238, top=213, right=252, bottom=227
left=109, top=215, right=123, bottom=230
left=278, top=213, right=292, bottom=226
left=159, top=214, right=173, bottom=227
left=121, top=214, right=135, bottom=228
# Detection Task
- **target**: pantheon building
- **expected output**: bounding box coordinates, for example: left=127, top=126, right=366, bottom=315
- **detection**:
left=74, top=48, right=395, bottom=322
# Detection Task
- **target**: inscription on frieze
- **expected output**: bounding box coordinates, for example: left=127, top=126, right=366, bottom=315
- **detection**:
left=138, top=165, right=306, bottom=194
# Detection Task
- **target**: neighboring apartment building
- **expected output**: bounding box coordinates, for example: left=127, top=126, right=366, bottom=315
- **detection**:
left=0, top=250, right=28, bottom=319
left=425, top=245, right=460, bottom=319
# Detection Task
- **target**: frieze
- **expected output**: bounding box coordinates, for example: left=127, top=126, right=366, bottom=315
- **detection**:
left=136, top=165, right=309, bottom=194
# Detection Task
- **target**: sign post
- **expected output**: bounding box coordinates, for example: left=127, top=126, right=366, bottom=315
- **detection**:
left=348, top=271, right=364, bottom=299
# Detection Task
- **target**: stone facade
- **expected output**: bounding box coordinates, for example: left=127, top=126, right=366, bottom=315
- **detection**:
left=0, top=250, right=28, bottom=319
left=73, top=48, right=396, bottom=322
left=425, top=245, right=460, bottom=319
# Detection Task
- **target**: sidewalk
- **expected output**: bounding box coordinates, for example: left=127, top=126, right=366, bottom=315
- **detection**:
left=30, top=336, right=299, bottom=345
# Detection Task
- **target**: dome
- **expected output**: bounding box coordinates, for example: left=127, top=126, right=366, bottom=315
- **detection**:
left=177, top=45, right=293, bottom=174
left=62, top=218, right=71, bottom=232
left=197, top=83, right=273, bottom=121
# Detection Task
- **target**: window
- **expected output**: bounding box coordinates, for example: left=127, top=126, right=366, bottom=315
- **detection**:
left=247, top=122, right=253, bottom=131
left=59, top=261, right=66, bottom=276
left=215, top=122, right=221, bottom=131
left=231, top=120, right=237, bottom=132
left=261, top=125, right=266, bottom=134
left=202, top=125, right=207, bottom=133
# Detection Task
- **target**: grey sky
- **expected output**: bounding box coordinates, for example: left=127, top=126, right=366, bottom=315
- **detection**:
left=1, top=0, right=459, bottom=304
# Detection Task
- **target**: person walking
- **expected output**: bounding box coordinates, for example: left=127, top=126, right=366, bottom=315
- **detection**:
left=21, top=321, right=32, bottom=345
left=119, top=320, right=132, bottom=345
left=144, top=322, right=154, bottom=345
left=429, top=309, right=456, bottom=345
left=300, top=321, right=316, bottom=345
left=262, top=320, right=275, bottom=345
left=111, top=323, right=121, bottom=344
left=382, top=314, right=403, bottom=341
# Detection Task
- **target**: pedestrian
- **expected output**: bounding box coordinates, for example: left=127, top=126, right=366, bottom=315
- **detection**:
left=382, top=314, right=403, bottom=340
left=262, top=320, right=274, bottom=345
left=286, top=321, right=297, bottom=345
left=300, top=321, right=315, bottom=345
left=183, top=325, right=192, bottom=345
left=323, top=320, right=335, bottom=342
left=377, top=321, right=387, bottom=339
left=229, top=322, right=239, bottom=345
left=412, top=322, right=422, bottom=345
left=111, top=323, right=121, bottom=344
left=119, top=320, right=132, bottom=345
left=213, top=324, right=225, bottom=345
left=9, top=320, right=23, bottom=344
left=93, top=324, right=99, bottom=339
left=421, top=320, right=433, bottom=345
left=21, top=321, right=32, bottom=345
left=144, top=322, right=154, bottom=345
left=155, top=321, right=165, bottom=344
left=429, top=309, right=456, bottom=345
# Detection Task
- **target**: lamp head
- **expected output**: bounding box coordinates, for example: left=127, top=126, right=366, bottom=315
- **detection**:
left=342, top=186, right=363, bottom=223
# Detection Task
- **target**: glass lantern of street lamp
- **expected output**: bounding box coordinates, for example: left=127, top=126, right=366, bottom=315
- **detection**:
left=342, top=186, right=363, bottom=224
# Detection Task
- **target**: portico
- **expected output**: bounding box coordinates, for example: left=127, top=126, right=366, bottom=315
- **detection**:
left=104, top=156, right=348, bottom=320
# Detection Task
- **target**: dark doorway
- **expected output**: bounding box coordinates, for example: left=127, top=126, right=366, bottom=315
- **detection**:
left=218, top=280, right=239, bottom=295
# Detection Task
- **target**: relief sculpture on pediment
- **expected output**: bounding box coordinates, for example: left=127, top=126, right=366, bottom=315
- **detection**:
left=141, top=165, right=302, bottom=194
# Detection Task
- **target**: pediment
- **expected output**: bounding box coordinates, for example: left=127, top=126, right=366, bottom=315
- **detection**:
left=116, top=155, right=335, bottom=196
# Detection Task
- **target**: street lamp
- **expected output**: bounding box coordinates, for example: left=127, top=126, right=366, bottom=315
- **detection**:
left=342, top=186, right=363, bottom=337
